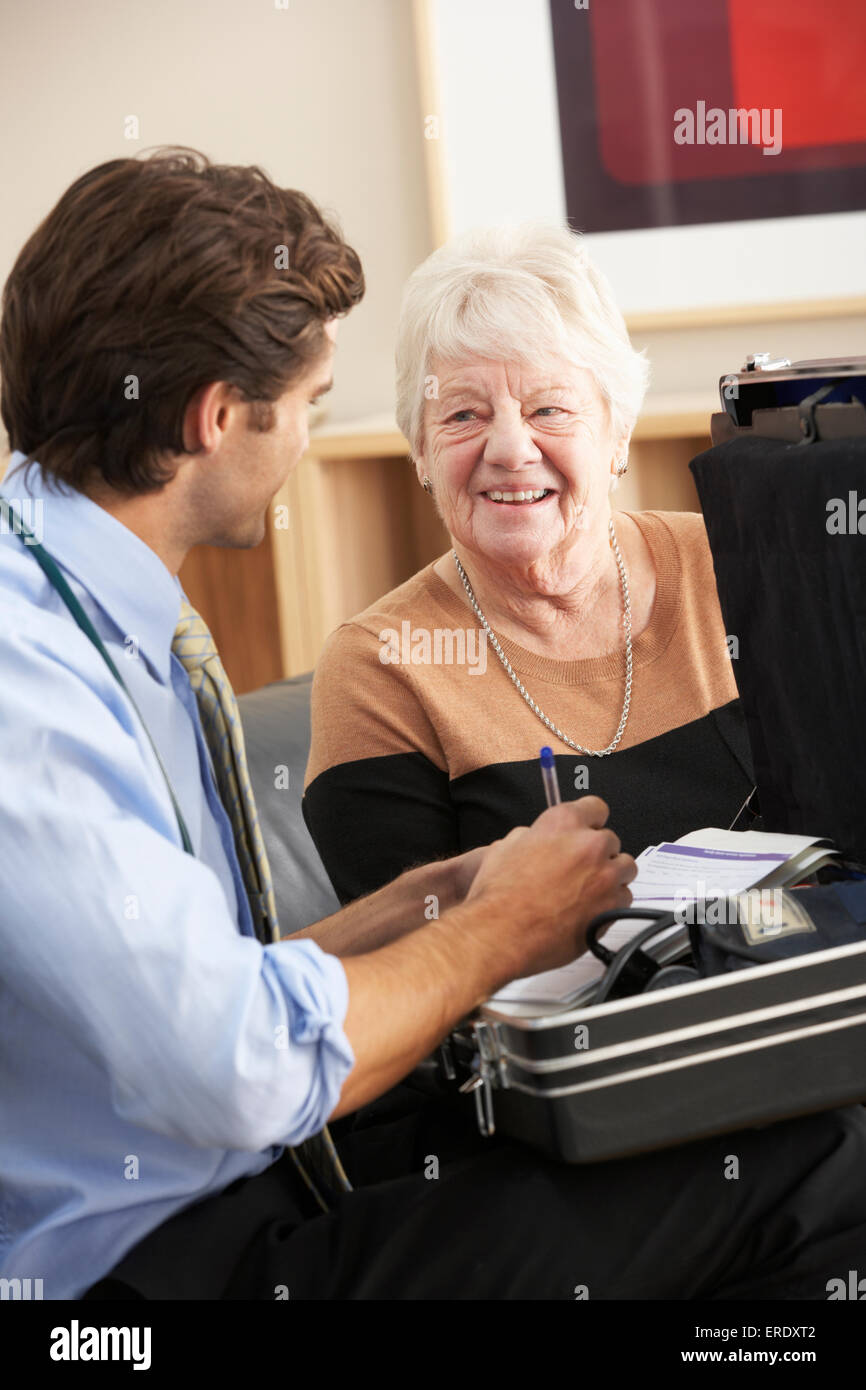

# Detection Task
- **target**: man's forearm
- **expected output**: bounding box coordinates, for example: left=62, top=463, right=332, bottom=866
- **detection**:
left=283, top=858, right=457, bottom=956
left=331, top=891, right=523, bottom=1118
left=314, top=801, right=635, bottom=1122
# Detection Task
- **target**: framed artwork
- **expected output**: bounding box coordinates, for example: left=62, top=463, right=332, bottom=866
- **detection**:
left=549, top=0, right=866, bottom=233
left=419, top=0, right=866, bottom=318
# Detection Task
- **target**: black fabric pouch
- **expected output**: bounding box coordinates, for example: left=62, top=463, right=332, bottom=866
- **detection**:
left=689, top=881, right=866, bottom=977
left=586, top=882, right=866, bottom=1000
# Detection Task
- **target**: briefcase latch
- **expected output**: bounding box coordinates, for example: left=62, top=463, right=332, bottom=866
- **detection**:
left=458, top=1019, right=506, bottom=1138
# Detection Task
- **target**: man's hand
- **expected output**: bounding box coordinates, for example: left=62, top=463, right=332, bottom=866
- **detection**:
left=287, top=849, right=490, bottom=956
left=299, top=798, right=633, bottom=984
left=436, top=843, right=488, bottom=907
left=462, top=795, right=635, bottom=984
left=333, top=795, right=636, bottom=1117
left=429, top=798, right=631, bottom=926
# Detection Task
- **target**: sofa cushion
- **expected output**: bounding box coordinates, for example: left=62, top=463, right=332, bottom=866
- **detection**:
left=238, top=674, right=340, bottom=934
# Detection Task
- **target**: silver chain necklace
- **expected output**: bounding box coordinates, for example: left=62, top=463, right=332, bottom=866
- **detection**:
left=452, top=517, right=632, bottom=757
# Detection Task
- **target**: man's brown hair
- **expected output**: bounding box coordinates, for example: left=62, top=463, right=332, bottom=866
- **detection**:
left=0, top=147, right=364, bottom=493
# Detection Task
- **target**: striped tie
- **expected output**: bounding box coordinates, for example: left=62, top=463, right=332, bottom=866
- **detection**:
left=172, top=598, right=352, bottom=1212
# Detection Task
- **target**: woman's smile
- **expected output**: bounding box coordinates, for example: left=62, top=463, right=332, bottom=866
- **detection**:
left=479, top=487, right=556, bottom=506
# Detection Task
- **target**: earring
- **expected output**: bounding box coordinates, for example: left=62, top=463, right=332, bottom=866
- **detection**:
left=615, top=456, right=628, bottom=477
left=422, top=476, right=434, bottom=494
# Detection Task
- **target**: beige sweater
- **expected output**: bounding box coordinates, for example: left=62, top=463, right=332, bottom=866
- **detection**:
left=304, top=511, right=752, bottom=902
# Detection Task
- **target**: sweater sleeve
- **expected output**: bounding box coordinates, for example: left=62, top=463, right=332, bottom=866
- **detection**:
left=303, top=620, right=460, bottom=904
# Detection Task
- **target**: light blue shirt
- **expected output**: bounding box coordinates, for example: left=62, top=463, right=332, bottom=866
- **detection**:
left=0, top=455, right=354, bottom=1300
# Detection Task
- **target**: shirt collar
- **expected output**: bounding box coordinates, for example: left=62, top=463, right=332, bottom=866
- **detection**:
left=3, top=454, right=183, bottom=684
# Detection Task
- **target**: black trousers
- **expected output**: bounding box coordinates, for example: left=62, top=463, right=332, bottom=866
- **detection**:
left=82, top=1088, right=866, bottom=1301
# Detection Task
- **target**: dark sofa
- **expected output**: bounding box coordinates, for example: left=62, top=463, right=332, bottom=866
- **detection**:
left=238, top=673, right=340, bottom=934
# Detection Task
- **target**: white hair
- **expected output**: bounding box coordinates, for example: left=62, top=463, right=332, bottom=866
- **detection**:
left=395, top=221, right=650, bottom=461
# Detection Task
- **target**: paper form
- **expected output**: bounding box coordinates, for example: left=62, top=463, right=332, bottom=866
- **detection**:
left=490, top=827, right=836, bottom=1011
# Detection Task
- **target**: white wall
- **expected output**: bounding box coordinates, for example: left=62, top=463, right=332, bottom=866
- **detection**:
left=0, top=0, right=431, bottom=462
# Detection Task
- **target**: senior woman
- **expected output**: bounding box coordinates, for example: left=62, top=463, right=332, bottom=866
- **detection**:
left=303, top=224, right=754, bottom=906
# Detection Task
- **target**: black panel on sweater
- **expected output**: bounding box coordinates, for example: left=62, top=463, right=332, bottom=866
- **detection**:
left=304, top=698, right=754, bottom=904
left=303, top=751, right=457, bottom=905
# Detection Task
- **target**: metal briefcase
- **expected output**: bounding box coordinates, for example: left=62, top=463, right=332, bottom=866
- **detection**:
left=447, top=940, right=866, bottom=1163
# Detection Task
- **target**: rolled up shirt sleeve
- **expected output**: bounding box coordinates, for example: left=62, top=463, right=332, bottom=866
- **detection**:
left=0, top=615, right=355, bottom=1154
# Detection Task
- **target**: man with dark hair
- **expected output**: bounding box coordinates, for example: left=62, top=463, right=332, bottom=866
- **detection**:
left=0, top=149, right=362, bottom=498
left=1, top=148, right=865, bottom=1302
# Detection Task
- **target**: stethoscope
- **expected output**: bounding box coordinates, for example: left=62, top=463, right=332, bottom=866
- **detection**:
left=0, top=491, right=193, bottom=854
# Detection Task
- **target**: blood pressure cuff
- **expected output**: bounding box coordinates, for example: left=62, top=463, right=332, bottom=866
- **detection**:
left=690, top=882, right=866, bottom=978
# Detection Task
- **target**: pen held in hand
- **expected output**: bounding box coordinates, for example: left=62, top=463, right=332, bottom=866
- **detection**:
left=540, top=746, right=561, bottom=808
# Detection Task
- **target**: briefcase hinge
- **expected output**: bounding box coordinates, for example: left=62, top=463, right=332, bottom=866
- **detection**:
left=458, top=1020, right=508, bottom=1138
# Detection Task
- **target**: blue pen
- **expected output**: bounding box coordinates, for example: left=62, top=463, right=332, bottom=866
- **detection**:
left=540, top=746, right=561, bottom=808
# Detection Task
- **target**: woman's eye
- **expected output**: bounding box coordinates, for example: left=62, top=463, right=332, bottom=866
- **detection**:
left=447, top=406, right=562, bottom=422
